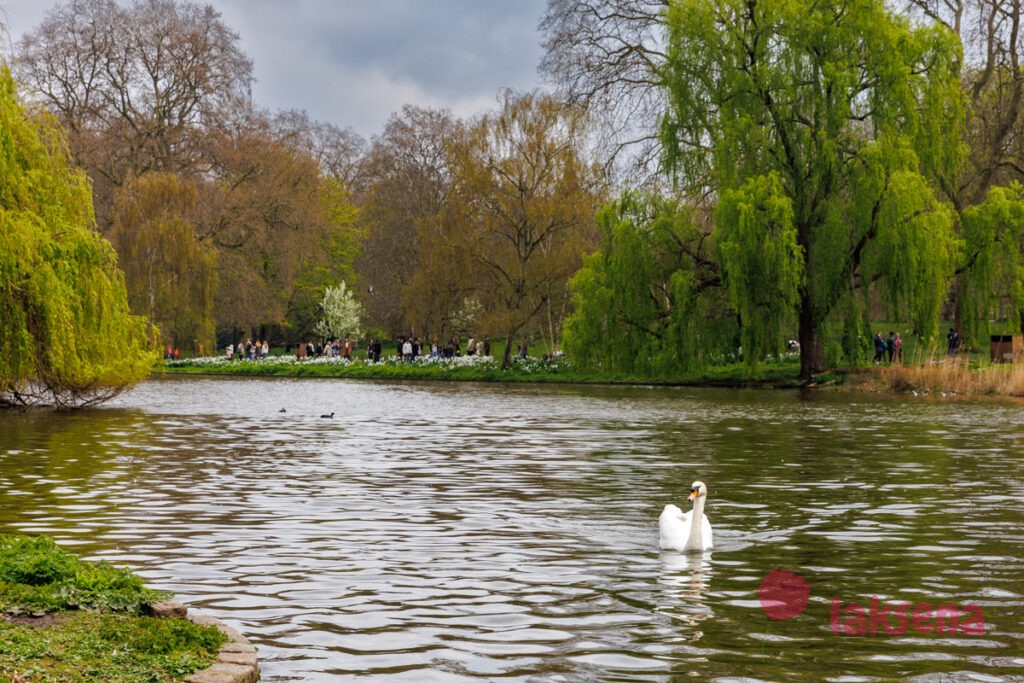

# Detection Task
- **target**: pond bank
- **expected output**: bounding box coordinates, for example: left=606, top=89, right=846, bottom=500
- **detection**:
left=0, top=535, right=241, bottom=682
left=174, top=605, right=259, bottom=683
left=158, top=353, right=806, bottom=388
left=837, top=360, right=1024, bottom=398
left=157, top=354, right=1024, bottom=399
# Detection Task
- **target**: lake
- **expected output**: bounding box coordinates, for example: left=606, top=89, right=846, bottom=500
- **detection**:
left=1, top=377, right=1022, bottom=681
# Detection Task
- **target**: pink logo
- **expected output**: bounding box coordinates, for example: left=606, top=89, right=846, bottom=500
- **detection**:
left=759, top=568, right=811, bottom=620
left=757, top=569, right=987, bottom=636
left=830, top=597, right=985, bottom=636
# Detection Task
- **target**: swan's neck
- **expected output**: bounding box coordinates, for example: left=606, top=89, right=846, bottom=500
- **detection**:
left=687, top=496, right=706, bottom=548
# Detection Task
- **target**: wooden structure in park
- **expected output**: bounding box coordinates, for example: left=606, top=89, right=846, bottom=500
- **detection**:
left=990, top=334, right=1024, bottom=363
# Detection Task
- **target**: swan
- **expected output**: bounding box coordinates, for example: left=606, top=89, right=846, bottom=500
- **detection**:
left=659, top=481, right=713, bottom=552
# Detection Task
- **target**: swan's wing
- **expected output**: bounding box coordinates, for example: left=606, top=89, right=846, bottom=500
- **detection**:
left=659, top=504, right=692, bottom=550
left=659, top=504, right=691, bottom=527
left=660, top=503, right=687, bottom=521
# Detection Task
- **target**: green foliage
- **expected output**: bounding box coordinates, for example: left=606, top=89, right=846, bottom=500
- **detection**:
left=287, top=178, right=364, bottom=339
left=716, top=173, right=802, bottom=365
left=0, top=535, right=223, bottom=681
left=860, top=163, right=960, bottom=341
left=163, top=349, right=808, bottom=385
left=660, top=0, right=964, bottom=377
left=563, top=191, right=739, bottom=376
left=0, top=537, right=78, bottom=588
left=0, top=65, right=158, bottom=407
left=0, top=612, right=226, bottom=682
left=94, top=614, right=226, bottom=657
left=958, top=183, right=1024, bottom=347
left=165, top=352, right=576, bottom=383
left=0, top=535, right=167, bottom=615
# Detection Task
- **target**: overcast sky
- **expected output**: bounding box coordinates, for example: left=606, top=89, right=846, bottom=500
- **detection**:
left=0, top=0, right=549, bottom=139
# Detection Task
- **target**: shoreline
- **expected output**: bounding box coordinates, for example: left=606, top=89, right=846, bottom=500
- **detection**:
left=146, top=601, right=259, bottom=683
left=156, top=356, right=1024, bottom=400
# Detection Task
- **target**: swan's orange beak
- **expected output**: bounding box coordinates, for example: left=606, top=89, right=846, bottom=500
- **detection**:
left=688, top=488, right=699, bottom=501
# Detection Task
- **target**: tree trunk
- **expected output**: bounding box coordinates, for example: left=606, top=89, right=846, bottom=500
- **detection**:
left=502, top=332, right=515, bottom=370
left=798, top=295, right=824, bottom=380
left=950, top=274, right=963, bottom=343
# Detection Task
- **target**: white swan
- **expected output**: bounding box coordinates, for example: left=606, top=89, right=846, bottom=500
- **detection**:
left=659, top=480, right=713, bottom=552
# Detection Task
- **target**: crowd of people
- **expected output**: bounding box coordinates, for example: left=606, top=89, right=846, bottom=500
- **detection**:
left=872, top=330, right=903, bottom=363
left=395, top=335, right=491, bottom=361
left=226, top=339, right=269, bottom=361
left=297, top=338, right=357, bottom=360
left=223, top=334, right=525, bottom=362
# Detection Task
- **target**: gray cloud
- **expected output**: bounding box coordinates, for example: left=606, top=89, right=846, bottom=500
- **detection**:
left=1, top=0, right=548, bottom=138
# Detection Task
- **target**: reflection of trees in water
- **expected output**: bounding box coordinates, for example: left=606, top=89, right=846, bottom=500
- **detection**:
left=0, top=410, right=158, bottom=537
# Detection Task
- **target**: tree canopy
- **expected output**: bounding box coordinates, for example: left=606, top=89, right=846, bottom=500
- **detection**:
left=446, top=91, right=605, bottom=367
left=12, top=0, right=1024, bottom=381
left=659, top=0, right=964, bottom=377
left=563, top=191, right=733, bottom=375
left=314, top=281, right=364, bottom=340
left=0, top=65, right=157, bottom=408
left=354, top=95, right=604, bottom=355
left=14, top=0, right=362, bottom=350
left=109, top=172, right=218, bottom=354
left=900, top=0, right=1024, bottom=347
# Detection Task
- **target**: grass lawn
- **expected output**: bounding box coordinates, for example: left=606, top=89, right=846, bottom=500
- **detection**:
left=165, top=323, right=1024, bottom=396
left=162, top=348, right=811, bottom=388
left=0, top=536, right=226, bottom=683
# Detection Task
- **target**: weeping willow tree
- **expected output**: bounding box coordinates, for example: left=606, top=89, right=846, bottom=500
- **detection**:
left=109, top=172, right=218, bottom=354
left=661, top=0, right=964, bottom=378
left=0, top=65, right=157, bottom=408
left=564, top=191, right=737, bottom=376
left=957, top=183, right=1024, bottom=347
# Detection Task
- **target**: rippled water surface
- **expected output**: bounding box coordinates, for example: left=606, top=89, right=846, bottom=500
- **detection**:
left=1, top=377, right=1023, bottom=681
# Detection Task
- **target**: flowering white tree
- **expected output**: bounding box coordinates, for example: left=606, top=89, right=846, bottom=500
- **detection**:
left=450, top=297, right=483, bottom=336
left=314, top=281, right=363, bottom=339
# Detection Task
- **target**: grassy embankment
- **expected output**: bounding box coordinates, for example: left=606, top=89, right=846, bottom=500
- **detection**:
left=161, top=351, right=809, bottom=387
left=844, top=353, right=1024, bottom=396
left=162, top=335, right=1024, bottom=397
left=836, top=323, right=1024, bottom=396
left=0, top=535, right=225, bottom=683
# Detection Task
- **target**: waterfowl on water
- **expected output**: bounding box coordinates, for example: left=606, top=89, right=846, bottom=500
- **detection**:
left=659, top=480, right=713, bottom=552
left=320, top=412, right=334, bottom=418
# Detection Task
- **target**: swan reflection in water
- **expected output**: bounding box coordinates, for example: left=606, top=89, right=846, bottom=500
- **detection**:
left=658, top=549, right=714, bottom=639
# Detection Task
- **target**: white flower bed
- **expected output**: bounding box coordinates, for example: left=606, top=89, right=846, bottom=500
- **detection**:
left=166, top=353, right=569, bottom=373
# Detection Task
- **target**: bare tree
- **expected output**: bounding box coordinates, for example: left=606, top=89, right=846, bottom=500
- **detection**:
left=16, top=0, right=253, bottom=226
left=273, top=109, right=366, bottom=187
left=447, top=91, right=605, bottom=368
left=354, top=105, right=464, bottom=337
left=539, top=0, right=668, bottom=184
left=904, top=0, right=1024, bottom=206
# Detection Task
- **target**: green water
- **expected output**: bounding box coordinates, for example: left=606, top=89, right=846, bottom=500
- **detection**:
left=0, top=378, right=1022, bottom=681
